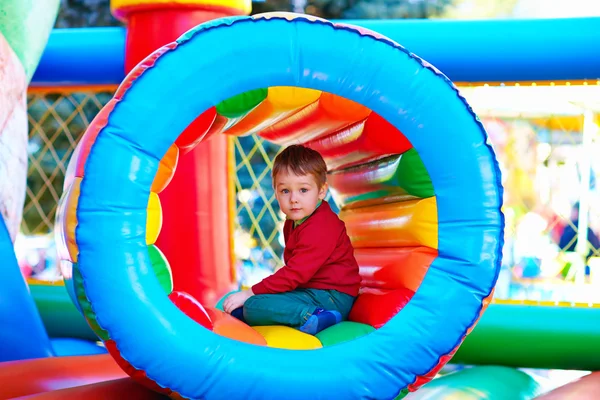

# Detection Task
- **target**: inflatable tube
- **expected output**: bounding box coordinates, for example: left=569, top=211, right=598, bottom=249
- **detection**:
left=32, top=18, right=600, bottom=85
left=53, top=13, right=503, bottom=399
left=452, top=302, right=600, bottom=371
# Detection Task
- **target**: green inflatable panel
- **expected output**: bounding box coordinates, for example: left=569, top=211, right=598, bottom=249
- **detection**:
left=396, top=149, right=434, bottom=198
left=408, top=366, right=545, bottom=400
left=0, top=0, right=60, bottom=81
left=148, top=244, right=173, bottom=295
left=73, top=264, right=110, bottom=341
left=215, top=88, right=268, bottom=118
left=29, top=282, right=98, bottom=341
left=315, top=321, right=375, bottom=346
left=454, top=303, right=600, bottom=371
left=329, top=149, right=434, bottom=208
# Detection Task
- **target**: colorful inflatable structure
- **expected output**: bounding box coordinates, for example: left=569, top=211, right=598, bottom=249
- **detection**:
left=50, top=12, right=504, bottom=399
left=1, top=0, right=600, bottom=398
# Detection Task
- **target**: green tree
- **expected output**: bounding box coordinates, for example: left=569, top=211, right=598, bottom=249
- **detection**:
left=253, top=0, right=457, bottom=19
left=55, top=0, right=459, bottom=26
left=55, top=0, right=121, bottom=28
left=440, top=0, right=519, bottom=18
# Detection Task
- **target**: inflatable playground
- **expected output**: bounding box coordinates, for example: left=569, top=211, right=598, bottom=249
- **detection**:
left=1, top=0, right=600, bottom=399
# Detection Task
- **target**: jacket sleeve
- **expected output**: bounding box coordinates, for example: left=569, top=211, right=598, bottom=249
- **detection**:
left=252, top=222, right=337, bottom=295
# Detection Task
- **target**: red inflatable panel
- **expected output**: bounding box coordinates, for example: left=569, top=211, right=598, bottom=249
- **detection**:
left=125, top=7, right=237, bottom=311
left=15, top=377, right=167, bottom=400
left=123, top=8, right=240, bottom=73
left=169, top=290, right=213, bottom=330
left=306, top=112, right=411, bottom=171
left=175, top=107, right=218, bottom=154
left=104, top=341, right=172, bottom=396
left=349, top=287, right=415, bottom=329
left=157, top=136, right=235, bottom=308
left=355, top=247, right=437, bottom=293
left=0, top=354, right=125, bottom=399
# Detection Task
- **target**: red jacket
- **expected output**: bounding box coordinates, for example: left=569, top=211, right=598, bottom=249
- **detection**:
left=252, top=201, right=361, bottom=297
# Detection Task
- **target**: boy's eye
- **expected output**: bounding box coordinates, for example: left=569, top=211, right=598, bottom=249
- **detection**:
left=281, top=189, right=289, bottom=194
left=300, top=188, right=308, bottom=193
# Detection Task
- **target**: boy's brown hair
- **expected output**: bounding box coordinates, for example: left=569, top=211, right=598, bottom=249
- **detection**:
left=272, top=145, right=327, bottom=188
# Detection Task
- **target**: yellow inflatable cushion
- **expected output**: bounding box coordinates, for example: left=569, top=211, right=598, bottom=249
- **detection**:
left=252, top=326, right=322, bottom=350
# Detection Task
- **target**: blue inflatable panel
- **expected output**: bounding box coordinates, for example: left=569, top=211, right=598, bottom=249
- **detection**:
left=31, top=17, right=600, bottom=85
left=50, top=338, right=108, bottom=356
left=32, top=27, right=126, bottom=85
left=0, top=218, right=54, bottom=362
left=71, top=14, right=503, bottom=399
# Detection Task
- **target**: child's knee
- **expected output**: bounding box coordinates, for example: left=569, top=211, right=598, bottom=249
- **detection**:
left=244, top=294, right=269, bottom=311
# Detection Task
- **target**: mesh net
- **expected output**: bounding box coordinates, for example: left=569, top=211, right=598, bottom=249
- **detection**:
left=24, top=90, right=113, bottom=235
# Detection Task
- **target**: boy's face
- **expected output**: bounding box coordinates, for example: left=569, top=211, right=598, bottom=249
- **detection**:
left=274, top=169, right=327, bottom=222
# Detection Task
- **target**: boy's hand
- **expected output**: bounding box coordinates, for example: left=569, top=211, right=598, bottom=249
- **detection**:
left=223, top=289, right=254, bottom=314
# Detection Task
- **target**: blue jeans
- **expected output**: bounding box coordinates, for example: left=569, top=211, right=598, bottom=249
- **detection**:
left=243, top=288, right=355, bottom=328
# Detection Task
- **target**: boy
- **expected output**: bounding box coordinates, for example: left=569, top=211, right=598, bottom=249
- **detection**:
left=223, top=144, right=361, bottom=335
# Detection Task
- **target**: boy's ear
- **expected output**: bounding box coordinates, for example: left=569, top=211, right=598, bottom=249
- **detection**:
left=319, top=182, right=328, bottom=200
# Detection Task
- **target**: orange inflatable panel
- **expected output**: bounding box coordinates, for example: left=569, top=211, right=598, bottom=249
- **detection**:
left=341, top=197, right=438, bottom=249
left=14, top=377, right=166, bottom=400
left=60, top=177, right=81, bottom=263
left=0, top=354, right=125, bottom=399
left=349, top=287, right=415, bottom=329
left=151, top=143, right=179, bottom=193
left=306, top=112, right=411, bottom=171
left=224, top=86, right=321, bottom=136
left=205, top=308, right=267, bottom=346
left=259, top=92, right=371, bottom=145
left=355, top=247, right=437, bottom=293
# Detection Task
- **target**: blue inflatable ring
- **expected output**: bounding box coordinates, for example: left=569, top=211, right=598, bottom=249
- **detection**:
left=72, top=13, right=503, bottom=399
